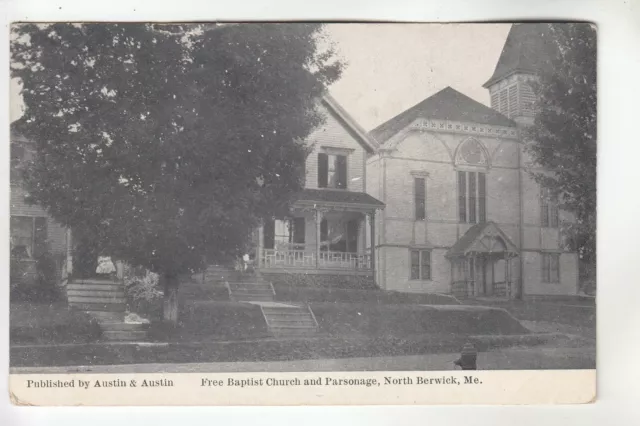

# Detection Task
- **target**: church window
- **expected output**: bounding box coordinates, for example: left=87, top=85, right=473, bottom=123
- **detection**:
left=410, top=249, right=431, bottom=280
left=542, top=253, right=560, bottom=283
left=414, top=177, right=426, bottom=221
left=540, top=187, right=559, bottom=228
left=458, top=171, right=487, bottom=224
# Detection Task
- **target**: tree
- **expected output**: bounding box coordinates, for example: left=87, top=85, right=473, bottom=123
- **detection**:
left=524, top=23, right=597, bottom=292
left=11, top=23, right=343, bottom=322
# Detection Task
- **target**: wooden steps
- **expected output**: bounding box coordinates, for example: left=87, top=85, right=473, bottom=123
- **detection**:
left=260, top=304, right=319, bottom=337
left=66, top=278, right=148, bottom=342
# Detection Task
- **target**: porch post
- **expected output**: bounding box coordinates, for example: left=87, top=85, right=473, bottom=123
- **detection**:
left=315, top=209, right=322, bottom=268
left=505, top=255, right=511, bottom=298
left=257, top=225, right=264, bottom=267
left=65, top=228, right=73, bottom=280
left=369, top=211, right=376, bottom=273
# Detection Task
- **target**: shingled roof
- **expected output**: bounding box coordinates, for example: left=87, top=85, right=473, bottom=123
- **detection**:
left=293, top=189, right=384, bottom=208
left=369, top=87, right=515, bottom=144
left=446, top=221, right=519, bottom=258
left=483, top=23, right=552, bottom=88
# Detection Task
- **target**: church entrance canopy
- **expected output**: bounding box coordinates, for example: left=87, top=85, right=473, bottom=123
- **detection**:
left=446, top=222, right=519, bottom=299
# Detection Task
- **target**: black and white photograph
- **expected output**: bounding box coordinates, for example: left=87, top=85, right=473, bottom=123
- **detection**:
left=8, top=21, right=596, bottom=404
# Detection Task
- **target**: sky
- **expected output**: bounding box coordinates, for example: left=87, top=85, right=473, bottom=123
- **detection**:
left=10, top=23, right=511, bottom=130
left=326, top=23, right=511, bottom=131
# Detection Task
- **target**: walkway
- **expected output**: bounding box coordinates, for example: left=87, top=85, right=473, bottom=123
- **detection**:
left=11, top=344, right=595, bottom=374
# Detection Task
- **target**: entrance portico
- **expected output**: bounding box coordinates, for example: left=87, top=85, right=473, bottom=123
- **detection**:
left=446, top=221, right=519, bottom=298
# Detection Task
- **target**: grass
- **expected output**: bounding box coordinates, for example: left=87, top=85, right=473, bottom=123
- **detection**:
left=10, top=332, right=560, bottom=368
left=272, top=283, right=460, bottom=305
left=148, top=300, right=270, bottom=343
left=310, top=302, right=530, bottom=337
left=10, top=302, right=102, bottom=345
left=464, top=297, right=596, bottom=339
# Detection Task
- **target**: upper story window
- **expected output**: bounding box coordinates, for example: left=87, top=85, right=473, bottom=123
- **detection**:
left=540, top=187, right=559, bottom=228
left=11, top=143, right=26, bottom=184
left=10, top=216, right=48, bottom=259
left=318, top=152, right=347, bottom=189
left=458, top=171, right=486, bottom=224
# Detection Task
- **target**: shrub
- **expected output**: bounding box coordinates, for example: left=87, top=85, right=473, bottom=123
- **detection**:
left=123, top=265, right=163, bottom=320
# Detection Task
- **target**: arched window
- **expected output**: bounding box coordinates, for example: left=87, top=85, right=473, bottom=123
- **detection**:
left=455, top=138, right=489, bottom=167
left=456, top=139, right=489, bottom=224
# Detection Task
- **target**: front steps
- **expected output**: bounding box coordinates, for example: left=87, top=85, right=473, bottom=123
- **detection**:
left=100, top=321, right=150, bottom=341
left=208, top=265, right=319, bottom=337
left=258, top=303, right=320, bottom=337
left=66, top=278, right=148, bottom=342
left=220, top=269, right=276, bottom=302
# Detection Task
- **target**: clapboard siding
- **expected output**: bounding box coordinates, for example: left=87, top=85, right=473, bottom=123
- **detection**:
left=11, top=186, right=67, bottom=255
left=304, top=104, right=367, bottom=192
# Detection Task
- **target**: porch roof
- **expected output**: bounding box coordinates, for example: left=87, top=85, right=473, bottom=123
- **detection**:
left=293, top=189, right=385, bottom=209
left=446, top=221, right=519, bottom=258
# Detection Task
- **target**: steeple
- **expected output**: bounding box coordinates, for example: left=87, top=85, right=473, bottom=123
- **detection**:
left=483, top=24, right=552, bottom=127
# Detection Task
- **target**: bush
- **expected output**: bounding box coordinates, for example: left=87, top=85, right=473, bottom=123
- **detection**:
left=123, top=265, right=163, bottom=320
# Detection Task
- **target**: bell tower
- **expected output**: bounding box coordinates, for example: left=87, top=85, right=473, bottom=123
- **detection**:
left=483, top=24, right=551, bottom=128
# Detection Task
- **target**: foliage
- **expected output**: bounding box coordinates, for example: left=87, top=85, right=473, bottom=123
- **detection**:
left=11, top=23, right=343, bottom=289
left=123, top=264, right=162, bottom=302
left=523, top=24, right=597, bottom=275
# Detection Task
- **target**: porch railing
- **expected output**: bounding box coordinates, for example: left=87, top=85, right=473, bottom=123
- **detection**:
left=261, top=249, right=371, bottom=270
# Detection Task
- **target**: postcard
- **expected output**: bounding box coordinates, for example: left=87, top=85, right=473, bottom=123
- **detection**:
left=8, top=22, right=596, bottom=406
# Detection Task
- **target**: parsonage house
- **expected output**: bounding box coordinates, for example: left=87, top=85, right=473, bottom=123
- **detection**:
left=250, top=94, right=385, bottom=289
left=10, top=131, right=71, bottom=288
left=365, top=23, right=580, bottom=298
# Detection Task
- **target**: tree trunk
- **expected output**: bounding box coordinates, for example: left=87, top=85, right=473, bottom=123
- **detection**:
left=163, top=273, right=180, bottom=325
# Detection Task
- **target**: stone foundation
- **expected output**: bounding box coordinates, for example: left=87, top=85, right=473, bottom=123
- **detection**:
left=262, top=272, right=377, bottom=290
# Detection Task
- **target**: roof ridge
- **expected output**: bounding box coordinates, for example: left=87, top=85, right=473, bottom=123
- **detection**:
left=369, top=86, right=515, bottom=145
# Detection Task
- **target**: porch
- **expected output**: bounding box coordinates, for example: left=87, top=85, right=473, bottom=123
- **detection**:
left=446, top=221, right=519, bottom=299
left=255, top=189, right=384, bottom=275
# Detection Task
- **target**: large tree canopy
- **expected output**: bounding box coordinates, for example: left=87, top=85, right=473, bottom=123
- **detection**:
left=524, top=23, right=597, bottom=288
left=11, top=23, right=343, bottom=319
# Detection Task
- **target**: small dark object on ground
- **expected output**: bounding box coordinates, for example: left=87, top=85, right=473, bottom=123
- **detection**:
left=453, top=342, right=478, bottom=370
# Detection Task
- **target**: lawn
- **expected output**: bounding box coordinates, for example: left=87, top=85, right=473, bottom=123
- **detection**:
left=10, top=302, right=102, bottom=345
left=465, top=297, right=596, bottom=339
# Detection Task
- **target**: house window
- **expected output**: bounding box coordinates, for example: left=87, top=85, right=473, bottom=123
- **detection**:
left=414, top=177, right=426, bottom=221
left=10, top=216, right=48, bottom=259
left=542, top=253, right=560, bottom=283
left=318, top=153, right=347, bottom=189
left=320, top=218, right=359, bottom=253
left=541, top=187, right=559, bottom=228
left=458, top=171, right=487, bottom=223
left=11, top=143, right=26, bottom=183
left=263, top=217, right=305, bottom=250
left=410, top=249, right=431, bottom=280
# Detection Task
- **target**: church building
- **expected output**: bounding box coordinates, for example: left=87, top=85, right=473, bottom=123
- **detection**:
left=365, top=24, right=579, bottom=298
